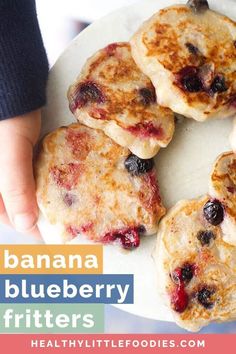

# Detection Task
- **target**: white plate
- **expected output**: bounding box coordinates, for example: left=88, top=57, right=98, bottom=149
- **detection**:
left=39, top=0, right=236, bottom=321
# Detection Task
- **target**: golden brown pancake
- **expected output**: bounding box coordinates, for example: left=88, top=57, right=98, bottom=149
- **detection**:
left=35, top=123, right=165, bottom=246
left=131, top=0, right=236, bottom=121
left=155, top=195, right=236, bottom=332
left=67, top=42, right=174, bottom=159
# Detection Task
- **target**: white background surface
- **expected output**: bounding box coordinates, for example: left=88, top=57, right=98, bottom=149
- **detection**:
left=36, top=0, right=138, bottom=65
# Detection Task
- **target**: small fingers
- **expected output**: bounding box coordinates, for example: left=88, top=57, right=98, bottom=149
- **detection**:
left=0, top=192, right=42, bottom=241
left=0, top=136, right=38, bottom=233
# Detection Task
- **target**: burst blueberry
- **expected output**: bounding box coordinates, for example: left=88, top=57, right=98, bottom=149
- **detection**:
left=185, top=42, right=199, bottom=55
left=183, top=75, right=202, bottom=92
left=69, top=81, right=105, bottom=112
left=172, top=263, right=195, bottom=284
left=197, top=230, right=216, bottom=246
left=139, top=87, right=156, bottom=105
left=210, top=75, right=228, bottom=94
left=177, top=66, right=203, bottom=93
left=197, top=286, right=215, bottom=309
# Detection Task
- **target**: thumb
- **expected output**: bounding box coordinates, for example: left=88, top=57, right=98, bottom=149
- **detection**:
left=0, top=134, right=38, bottom=232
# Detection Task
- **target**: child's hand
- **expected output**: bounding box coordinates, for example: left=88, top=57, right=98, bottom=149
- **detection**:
left=0, top=110, right=41, bottom=233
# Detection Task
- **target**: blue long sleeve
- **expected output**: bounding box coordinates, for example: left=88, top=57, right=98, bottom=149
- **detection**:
left=0, top=0, right=49, bottom=119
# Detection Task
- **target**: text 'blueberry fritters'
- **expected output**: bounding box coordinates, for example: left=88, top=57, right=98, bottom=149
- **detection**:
left=35, top=124, right=165, bottom=247
left=155, top=196, right=236, bottom=332
left=131, top=0, right=236, bottom=121
left=67, top=42, right=174, bottom=159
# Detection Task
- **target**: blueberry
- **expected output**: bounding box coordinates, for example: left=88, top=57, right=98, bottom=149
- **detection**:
left=172, top=264, right=195, bottom=284
left=69, top=81, right=105, bottom=112
left=79, top=81, right=104, bottom=102
left=183, top=75, right=202, bottom=92
left=139, top=87, right=156, bottom=105
left=210, top=75, right=228, bottom=94
left=181, top=264, right=195, bottom=282
left=203, top=200, right=224, bottom=226
left=197, top=230, right=216, bottom=246
left=187, top=0, right=209, bottom=13
left=137, top=225, right=146, bottom=234
left=197, top=287, right=215, bottom=309
left=185, top=42, right=199, bottom=55
left=124, top=154, right=154, bottom=176
left=177, top=66, right=203, bottom=93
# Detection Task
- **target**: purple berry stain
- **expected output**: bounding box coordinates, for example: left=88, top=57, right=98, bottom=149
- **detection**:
left=69, top=81, right=105, bottom=112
